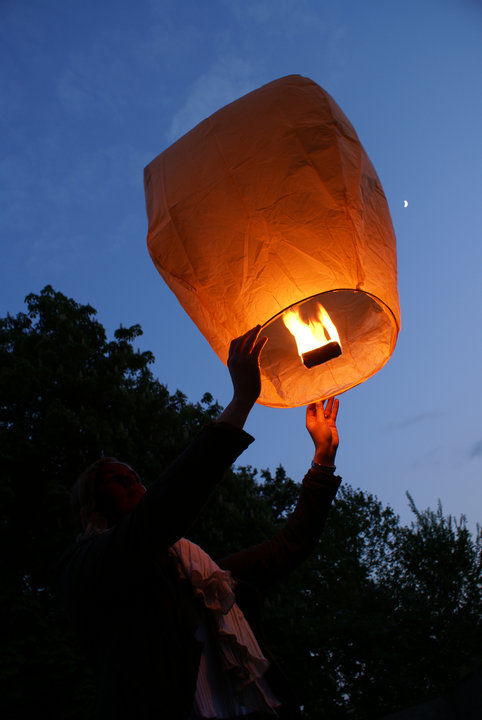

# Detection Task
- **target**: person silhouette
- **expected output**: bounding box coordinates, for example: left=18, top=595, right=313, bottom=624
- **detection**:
left=59, top=326, right=340, bottom=719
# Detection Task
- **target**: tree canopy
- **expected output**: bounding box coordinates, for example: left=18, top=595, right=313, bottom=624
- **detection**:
left=1, top=286, right=481, bottom=719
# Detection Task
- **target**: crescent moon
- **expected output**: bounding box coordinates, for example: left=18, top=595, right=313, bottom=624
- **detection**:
left=403, top=200, right=408, bottom=208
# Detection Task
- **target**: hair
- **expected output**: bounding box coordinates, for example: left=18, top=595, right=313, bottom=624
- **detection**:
left=71, top=456, right=121, bottom=539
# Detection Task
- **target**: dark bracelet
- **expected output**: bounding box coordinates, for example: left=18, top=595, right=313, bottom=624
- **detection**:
left=311, top=460, right=336, bottom=473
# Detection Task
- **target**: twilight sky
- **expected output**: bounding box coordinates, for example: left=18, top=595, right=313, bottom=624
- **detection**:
left=1, top=0, right=481, bottom=531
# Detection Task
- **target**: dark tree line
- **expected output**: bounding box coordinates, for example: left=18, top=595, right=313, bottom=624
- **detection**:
left=1, top=286, right=481, bottom=719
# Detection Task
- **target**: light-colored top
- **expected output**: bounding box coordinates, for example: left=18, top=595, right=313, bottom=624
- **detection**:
left=173, top=538, right=280, bottom=718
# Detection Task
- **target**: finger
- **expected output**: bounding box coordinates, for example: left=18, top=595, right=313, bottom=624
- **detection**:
left=229, top=326, right=258, bottom=359
left=228, top=336, right=242, bottom=360
left=245, top=325, right=262, bottom=354
left=323, top=397, right=334, bottom=417
left=251, top=334, right=268, bottom=362
left=238, top=325, right=262, bottom=355
left=306, top=402, right=317, bottom=422
left=331, top=398, right=339, bottom=422
left=308, top=400, right=324, bottom=420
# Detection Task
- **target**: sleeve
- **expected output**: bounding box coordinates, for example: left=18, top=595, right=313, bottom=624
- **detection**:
left=118, top=421, right=254, bottom=556
left=58, top=422, right=254, bottom=632
left=217, top=467, right=341, bottom=591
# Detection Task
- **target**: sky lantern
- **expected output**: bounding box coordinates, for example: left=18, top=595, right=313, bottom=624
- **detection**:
left=144, top=75, right=400, bottom=408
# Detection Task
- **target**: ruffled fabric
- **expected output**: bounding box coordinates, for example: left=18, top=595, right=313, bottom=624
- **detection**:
left=172, top=538, right=280, bottom=717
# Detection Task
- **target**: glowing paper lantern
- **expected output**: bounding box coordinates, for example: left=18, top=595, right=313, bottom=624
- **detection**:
left=144, top=75, right=400, bottom=408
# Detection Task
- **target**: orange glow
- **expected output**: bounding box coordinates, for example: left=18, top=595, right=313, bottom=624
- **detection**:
left=145, top=75, right=400, bottom=406
left=283, top=303, right=340, bottom=358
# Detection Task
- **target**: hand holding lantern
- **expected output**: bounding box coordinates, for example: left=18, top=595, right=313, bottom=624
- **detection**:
left=215, top=326, right=267, bottom=429
left=306, top=397, right=339, bottom=468
left=227, top=326, right=268, bottom=403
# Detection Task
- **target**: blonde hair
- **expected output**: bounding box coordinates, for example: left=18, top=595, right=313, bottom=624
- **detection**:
left=71, top=456, right=120, bottom=538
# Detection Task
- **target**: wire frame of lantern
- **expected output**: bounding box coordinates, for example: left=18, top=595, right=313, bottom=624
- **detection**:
left=144, top=75, right=400, bottom=408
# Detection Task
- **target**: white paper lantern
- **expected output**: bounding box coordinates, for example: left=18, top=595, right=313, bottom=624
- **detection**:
left=144, top=75, right=400, bottom=408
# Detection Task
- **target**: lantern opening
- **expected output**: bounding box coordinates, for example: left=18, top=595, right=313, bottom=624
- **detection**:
left=282, top=303, right=342, bottom=369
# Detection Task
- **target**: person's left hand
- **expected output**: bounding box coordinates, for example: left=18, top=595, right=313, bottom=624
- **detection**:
left=306, top=397, right=339, bottom=467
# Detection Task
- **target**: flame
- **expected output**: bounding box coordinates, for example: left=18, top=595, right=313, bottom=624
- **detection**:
left=283, top=303, right=340, bottom=357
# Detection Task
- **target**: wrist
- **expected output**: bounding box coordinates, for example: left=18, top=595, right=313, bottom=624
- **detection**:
left=311, top=459, right=336, bottom=472
left=313, top=449, right=336, bottom=466
left=232, top=392, right=258, bottom=409
left=215, top=395, right=256, bottom=429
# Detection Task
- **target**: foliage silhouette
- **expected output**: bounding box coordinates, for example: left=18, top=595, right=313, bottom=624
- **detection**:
left=1, top=287, right=480, bottom=719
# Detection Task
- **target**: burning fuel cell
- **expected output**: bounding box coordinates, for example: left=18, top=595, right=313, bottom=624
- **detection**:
left=283, top=304, right=342, bottom=369
left=301, top=342, right=342, bottom=369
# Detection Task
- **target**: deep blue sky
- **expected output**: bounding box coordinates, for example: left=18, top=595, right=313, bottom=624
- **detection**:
left=1, top=0, right=481, bottom=530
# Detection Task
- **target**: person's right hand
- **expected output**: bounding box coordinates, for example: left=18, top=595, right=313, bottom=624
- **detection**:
left=215, top=326, right=268, bottom=429
left=227, top=325, right=267, bottom=405
left=306, top=397, right=339, bottom=467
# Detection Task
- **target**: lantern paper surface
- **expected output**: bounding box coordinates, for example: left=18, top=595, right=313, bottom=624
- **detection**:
left=144, top=75, right=400, bottom=408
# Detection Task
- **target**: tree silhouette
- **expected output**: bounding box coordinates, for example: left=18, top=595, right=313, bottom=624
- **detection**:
left=1, top=286, right=480, bottom=719
left=0, top=286, right=220, bottom=719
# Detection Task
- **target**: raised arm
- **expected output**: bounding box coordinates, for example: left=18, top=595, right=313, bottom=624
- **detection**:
left=306, top=396, right=339, bottom=469
left=219, top=398, right=341, bottom=590
left=215, top=325, right=267, bottom=429
left=112, top=326, right=268, bottom=553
